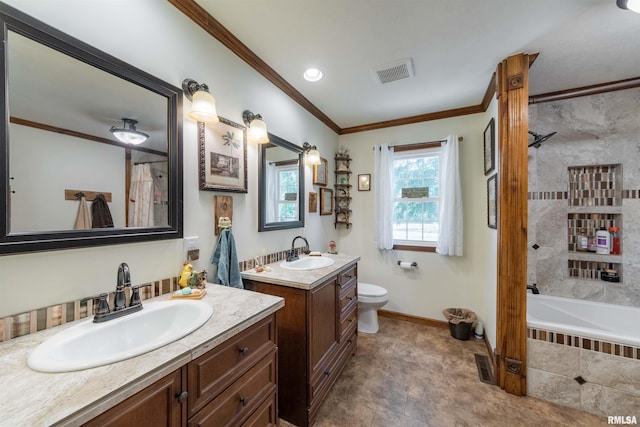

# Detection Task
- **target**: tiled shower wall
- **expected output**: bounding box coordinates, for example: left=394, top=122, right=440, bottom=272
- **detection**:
left=528, top=86, right=640, bottom=308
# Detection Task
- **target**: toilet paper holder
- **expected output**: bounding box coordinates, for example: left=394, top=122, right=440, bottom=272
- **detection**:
left=397, top=261, right=418, bottom=267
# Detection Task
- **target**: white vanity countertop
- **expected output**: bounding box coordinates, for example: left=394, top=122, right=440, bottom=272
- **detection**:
left=241, top=253, right=360, bottom=290
left=0, top=284, right=284, bottom=427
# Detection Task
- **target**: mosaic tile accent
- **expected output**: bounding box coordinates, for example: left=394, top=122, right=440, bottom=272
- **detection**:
left=528, top=327, right=639, bottom=360
left=528, top=191, right=568, bottom=200
left=567, top=213, right=618, bottom=252
left=568, top=259, right=621, bottom=280
left=568, top=165, right=620, bottom=207
left=622, top=189, right=640, bottom=199
left=238, top=245, right=309, bottom=272
left=0, top=277, right=179, bottom=343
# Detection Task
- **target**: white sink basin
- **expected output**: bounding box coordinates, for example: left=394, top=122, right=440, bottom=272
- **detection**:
left=280, top=256, right=335, bottom=271
left=27, top=300, right=213, bottom=373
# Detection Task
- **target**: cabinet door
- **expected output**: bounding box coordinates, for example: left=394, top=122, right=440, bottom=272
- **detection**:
left=309, top=277, right=339, bottom=374
left=83, top=368, right=186, bottom=427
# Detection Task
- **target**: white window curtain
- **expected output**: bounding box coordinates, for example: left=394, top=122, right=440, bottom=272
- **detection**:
left=128, top=163, right=155, bottom=227
left=436, top=134, right=463, bottom=256
left=374, top=143, right=394, bottom=250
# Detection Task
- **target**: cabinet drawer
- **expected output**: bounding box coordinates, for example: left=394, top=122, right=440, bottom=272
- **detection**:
left=339, top=305, right=357, bottom=342
left=188, top=315, right=276, bottom=417
left=338, top=264, right=357, bottom=286
left=241, top=392, right=277, bottom=427
left=338, top=281, right=357, bottom=317
left=188, top=350, right=277, bottom=427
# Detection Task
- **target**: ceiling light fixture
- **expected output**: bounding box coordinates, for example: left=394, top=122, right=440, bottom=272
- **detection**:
left=242, top=110, right=269, bottom=144
left=182, top=78, right=219, bottom=123
left=302, top=142, right=321, bottom=165
left=617, top=0, right=640, bottom=12
left=109, top=118, right=149, bottom=145
left=303, top=67, right=323, bottom=82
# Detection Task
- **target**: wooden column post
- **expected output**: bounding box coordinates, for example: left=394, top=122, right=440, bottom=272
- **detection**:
left=495, top=53, right=529, bottom=396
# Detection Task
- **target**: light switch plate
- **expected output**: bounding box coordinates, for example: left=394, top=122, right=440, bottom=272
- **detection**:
left=184, top=236, right=199, bottom=261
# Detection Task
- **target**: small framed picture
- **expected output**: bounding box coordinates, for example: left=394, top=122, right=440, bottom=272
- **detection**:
left=308, top=192, right=318, bottom=213
left=313, top=158, right=328, bottom=186
left=198, top=118, right=248, bottom=192
left=487, top=174, right=497, bottom=229
left=484, top=118, right=495, bottom=176
left=320, top=188, right=333, bottom=215
left=358, top=174, right=371, bottom=191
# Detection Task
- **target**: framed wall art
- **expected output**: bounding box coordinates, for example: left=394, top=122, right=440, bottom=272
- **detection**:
left=487, top=174, right=497, bottom=229
left=319, top=187, right=333, bottom=215
left=198, top=118, right=247, bottom=192
left=308, top=192, right=318, bottom=213
left=313, top=157, right=328, bottom=186
left=358, top=174, right=371, bottom=191
left=483, top=117, right=495, bottom=176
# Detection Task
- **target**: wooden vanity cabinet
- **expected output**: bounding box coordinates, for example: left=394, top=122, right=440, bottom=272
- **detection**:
left=244, top=262, right=358, bottom=427
left=83, top=314, right=277, bottom=427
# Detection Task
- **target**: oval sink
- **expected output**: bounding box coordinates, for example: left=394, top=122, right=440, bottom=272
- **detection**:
left=27, top=300, right=213, bottom=373
left=280, top=256, right=335, bottom=271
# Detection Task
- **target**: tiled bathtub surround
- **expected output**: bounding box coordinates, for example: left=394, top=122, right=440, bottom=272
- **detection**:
left=527, top=330, right=640, bottom=417
left=567, top=260, right=621, bottom=281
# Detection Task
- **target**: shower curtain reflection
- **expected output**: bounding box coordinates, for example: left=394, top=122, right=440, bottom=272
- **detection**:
left=129, top=164, right=155, bottom=227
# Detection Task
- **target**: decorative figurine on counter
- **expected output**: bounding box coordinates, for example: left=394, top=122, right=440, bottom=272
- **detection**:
left=329, top=240, right=337, bottom=254
left=191, top=270, right=207, bottom=289
left=179, top=262, right=193, bottom=288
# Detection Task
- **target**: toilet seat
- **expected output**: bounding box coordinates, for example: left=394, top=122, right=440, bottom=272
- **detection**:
left=358, top=282, right=387, bottom=298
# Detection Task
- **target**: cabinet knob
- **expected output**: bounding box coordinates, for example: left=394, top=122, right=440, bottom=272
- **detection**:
left=239, top=347, right=249, bottom=356
left=239, top=396, right=249, bottom=406
left=176, top=391, right=188, bottom=404
left=323, top=371, right=330, bottom=377
left=347, top=296, right=354, bottom=301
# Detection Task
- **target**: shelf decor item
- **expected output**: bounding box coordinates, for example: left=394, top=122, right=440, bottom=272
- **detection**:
left=334, top=154, right=353, bottom=228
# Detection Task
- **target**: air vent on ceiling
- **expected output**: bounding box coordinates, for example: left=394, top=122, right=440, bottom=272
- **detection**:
left=372, top=58, right=414, bottom=84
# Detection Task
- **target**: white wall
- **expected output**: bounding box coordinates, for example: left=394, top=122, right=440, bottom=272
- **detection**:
left=337, top=109, right=498, bottom=345
left=0, top=0, right=339, bottom=317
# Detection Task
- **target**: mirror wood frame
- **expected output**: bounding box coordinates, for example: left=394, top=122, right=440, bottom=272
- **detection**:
left=0, top=3, right=183, bottom=255
left=258, top=133, right=305, bottom=231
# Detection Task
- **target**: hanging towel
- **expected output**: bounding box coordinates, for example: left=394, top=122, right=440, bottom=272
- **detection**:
left=91, top=193, right=114, bottom=228
left=74, top=196, right=92, bottom=229
left=210, top=229, right=243, bottom=289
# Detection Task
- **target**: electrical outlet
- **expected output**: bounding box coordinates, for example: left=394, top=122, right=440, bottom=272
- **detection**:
left=184, top=236, right=199, bottom=261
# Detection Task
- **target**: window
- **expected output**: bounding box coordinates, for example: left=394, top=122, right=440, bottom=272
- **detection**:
left=276, top=165, right=298, bottom=222
left=392, top=145, right=441, bottom=248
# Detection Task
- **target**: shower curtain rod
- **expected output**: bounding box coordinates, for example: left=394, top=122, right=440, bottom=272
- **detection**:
left=372, top=136, right=463, bottom=150
left=133, top=160, right=166, bottom=165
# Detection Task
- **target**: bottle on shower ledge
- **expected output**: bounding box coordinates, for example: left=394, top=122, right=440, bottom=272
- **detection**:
left=596, top=227, right=611, bottom=254
left=609, top=227, right=620, bottom=255
left=587, top=229, right=597, bottom=252
left=576, top=228, right=588, bottom=252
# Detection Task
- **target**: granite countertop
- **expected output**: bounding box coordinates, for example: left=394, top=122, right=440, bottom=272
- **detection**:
left=0, top=285, right=284, bottom=427
left=241, top=253, right=360, bottom=290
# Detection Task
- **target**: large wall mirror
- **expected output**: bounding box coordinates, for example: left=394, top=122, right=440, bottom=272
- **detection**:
left=258, top=134, right=305, bottom=231
left=0, top=4, right=183, bottom=254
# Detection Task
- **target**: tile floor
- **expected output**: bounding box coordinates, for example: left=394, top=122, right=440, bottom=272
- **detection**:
left=283, top=316, right=606, bottom=427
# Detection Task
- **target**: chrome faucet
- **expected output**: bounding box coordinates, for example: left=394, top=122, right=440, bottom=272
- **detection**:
left=527, top=283, right=540, bottom=294
left=82, top=263, right=151, bottom=323
left=287, top=235, right=310, bottom=262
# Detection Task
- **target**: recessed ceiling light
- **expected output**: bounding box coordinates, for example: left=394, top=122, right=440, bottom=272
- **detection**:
left=303, top=68, right=323, bottom=82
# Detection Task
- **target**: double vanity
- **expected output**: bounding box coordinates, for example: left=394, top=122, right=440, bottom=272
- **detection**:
left=0, top=254, right=358, bottom=427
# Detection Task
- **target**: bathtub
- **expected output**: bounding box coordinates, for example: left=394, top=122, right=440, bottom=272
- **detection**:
left=527, top=293, right=640, bottom=347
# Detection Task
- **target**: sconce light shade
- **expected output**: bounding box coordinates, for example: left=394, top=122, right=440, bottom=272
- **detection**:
left=302, top=142, right=321, bottom=165
left=182, top=78, right=219, bottom=123
left=617, top=0, right=640, bottom=12
left=243, top=110, right=269, bottom=144
left=110, top=118, right=149, bottom=145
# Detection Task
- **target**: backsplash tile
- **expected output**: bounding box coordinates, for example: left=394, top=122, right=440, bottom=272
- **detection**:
left=528, top=327, right=639, bottom=360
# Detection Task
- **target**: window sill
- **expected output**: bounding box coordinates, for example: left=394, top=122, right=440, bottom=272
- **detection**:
left=392, top=244, right=436, bottom=253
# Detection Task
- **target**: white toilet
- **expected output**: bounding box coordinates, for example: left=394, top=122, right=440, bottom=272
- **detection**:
left=357, top=282, right=389, bottom=334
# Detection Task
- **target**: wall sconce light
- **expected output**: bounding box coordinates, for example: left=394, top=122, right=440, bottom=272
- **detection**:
left=617, top=0, right=640, bottom=12
left=109, top=118, right=149, bottom=145
left=302, top=142, right=321, bottom=165
left=242, top=110, right=269, bottom=144
left=182, top=78, right=219, bottom=123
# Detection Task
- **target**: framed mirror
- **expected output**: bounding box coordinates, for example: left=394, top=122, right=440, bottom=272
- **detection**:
left=0, top=4, right=183, bottom=255
left=258, top=134, right=305, bottom=231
